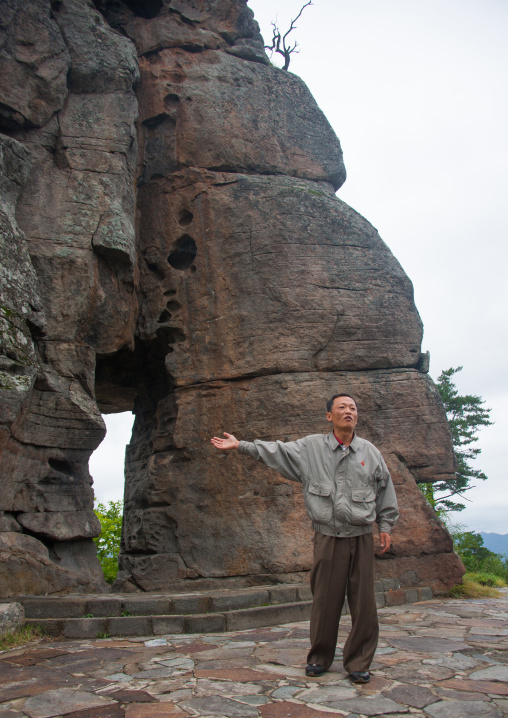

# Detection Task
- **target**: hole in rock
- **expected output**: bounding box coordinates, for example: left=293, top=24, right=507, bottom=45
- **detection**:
left=164, top=94, right=180, bottom=110
left=166, top=327, right=186, bottom=343
left=90, top=412, right=134, bottom=507
left=92, top=336, right=174, bottom=586
left=142, top=113, right=170, bottom=130
left=158, top=310, right=172, bottom=323
left=180, top=44, right=205, bottom=53
left=27, top=318, right=46, bottom=341
left=123, top=0, right=163, bottom=19
left=154, top=326, right=186, bottom=345
left=167, top=235, right=197, bottom=270
left=145, top=263, right=165, bottom=280
left=166, top=299, right=181, bottom=312
left=48, top=458, right=73, bottom=475
left=142, top=50, right=160, bottom=62
left=178, top=209, right=193, bottom=227
left=89, top=411, right=134, bottom=585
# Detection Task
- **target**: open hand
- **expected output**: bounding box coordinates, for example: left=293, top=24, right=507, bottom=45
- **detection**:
left=211, top=432, right=240, bottom=450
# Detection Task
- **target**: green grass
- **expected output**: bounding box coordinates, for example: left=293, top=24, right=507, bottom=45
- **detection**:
left=447, top=572, right=506, bottom=599
left=472, top=571, right=506, bottom=587
left=0, top=625, right=43, bottom=651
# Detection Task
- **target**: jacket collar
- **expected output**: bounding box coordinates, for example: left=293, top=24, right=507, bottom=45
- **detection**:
left=326, top=432, right=358, bottom=452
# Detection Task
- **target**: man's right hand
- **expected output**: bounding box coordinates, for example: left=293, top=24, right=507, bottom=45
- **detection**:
left=211, top=432, right=240, bottom=450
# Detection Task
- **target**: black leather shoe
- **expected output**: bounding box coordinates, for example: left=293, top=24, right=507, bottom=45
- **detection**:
left=305, top=663, right=326, bottom=677
left=348, top=671, right=370, bottom=683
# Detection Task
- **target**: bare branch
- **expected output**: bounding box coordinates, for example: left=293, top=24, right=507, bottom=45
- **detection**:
left=264, top=1, right=313, bottom=71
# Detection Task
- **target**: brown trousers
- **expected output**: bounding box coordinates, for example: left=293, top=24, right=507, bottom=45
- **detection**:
left=306, top=532, right=379, bottom=673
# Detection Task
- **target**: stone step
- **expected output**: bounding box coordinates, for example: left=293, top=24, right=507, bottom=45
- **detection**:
left=11, top=582, right=434, bottom=639
left=12, top=583, right=311, bottom=619
left=26, top=600, right=313, bottom=639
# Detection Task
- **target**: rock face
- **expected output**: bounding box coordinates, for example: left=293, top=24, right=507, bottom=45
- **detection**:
left=0, top=0, right=139, bottom=595
left=0, top=0, right=464, bottom=596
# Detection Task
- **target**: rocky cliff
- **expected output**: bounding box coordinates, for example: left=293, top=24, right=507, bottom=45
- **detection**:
left=0, top=0, right=464, bottom=596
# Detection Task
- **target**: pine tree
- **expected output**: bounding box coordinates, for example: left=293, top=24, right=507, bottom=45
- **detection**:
left=422, top=367, right=492, bottom=512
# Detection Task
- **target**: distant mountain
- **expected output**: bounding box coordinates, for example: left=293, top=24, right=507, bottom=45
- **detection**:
left=480, top=532, right=508, bottom=556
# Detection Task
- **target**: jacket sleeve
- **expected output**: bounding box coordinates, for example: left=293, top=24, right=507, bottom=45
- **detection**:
left=375, top=455, right=399, bottom=534
left=238, top=439, right=305, bottom=483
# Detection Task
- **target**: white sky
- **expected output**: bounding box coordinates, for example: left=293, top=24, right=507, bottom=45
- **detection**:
left=91, top=0, right=508, bottom=535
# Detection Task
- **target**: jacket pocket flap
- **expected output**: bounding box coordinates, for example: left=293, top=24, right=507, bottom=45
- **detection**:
left=308, top=484, right=331, bottom=497
left=352, top=488, right=376, bottom=502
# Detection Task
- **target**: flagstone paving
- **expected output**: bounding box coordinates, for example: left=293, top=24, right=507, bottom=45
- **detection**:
left=1, top=591, right=507, bottom=718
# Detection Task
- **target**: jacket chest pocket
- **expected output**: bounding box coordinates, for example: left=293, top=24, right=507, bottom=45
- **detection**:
left=305, top=484, right=333, bottom=524
left=350, top=488, right=376, bottom=526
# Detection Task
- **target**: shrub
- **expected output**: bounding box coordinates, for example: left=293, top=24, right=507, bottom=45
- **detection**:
left=93, top=499, right=123, bottom=583
left=471, top=571, right=506, bottom=588
left=451, top=530, right=508, bottom=582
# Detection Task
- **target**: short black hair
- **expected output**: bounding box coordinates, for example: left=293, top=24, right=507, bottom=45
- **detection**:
left=326, top=393, right=357, bottom=412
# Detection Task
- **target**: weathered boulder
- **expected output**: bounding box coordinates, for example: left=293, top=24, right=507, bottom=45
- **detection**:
left=113, top=0, right=462, bottom=593
left=136, top=50, right=345, bottom=188
left=15, top=88, right=139, bottom=345
left=52, top=0, right=139, bottom=94
left=118, top=368, right=457, bottom=592
left=17, top=510, right=101, bottom=541
left=0, top=602, right=24, bottom=637
left=0, top=0, right=70, bottom=129
left=0, top=134, right=41, bottom=433
left=136, top=171, right=421, bottom=383
left=0, top=0, right=464, bottom=596
left=0, top=532, right=104, bottom=595
left=0, top=0, right=139, bottom=595
left=0, top=512, right=21, bottom=532
left=106, top=0, right=267, bottom=57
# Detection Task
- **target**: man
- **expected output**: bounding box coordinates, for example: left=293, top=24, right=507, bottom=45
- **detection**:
left=211, top=393, right=399, bottom=683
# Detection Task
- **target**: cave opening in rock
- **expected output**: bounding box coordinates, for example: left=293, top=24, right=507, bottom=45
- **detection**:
left=93, top=336, right=174, bottom=585
left=89, top=412, right=134, bottom=508
left=88, top=410, right=133, bottom=585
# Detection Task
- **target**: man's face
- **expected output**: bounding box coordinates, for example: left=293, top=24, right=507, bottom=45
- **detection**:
left=326, top=396, right=358, bottom=433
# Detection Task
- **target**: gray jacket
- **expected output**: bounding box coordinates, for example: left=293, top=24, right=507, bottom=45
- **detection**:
left=238, top=433, right=399, bottom=538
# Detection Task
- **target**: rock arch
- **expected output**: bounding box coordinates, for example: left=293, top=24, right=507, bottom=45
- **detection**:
left=0, top=0, right=463, bottom=597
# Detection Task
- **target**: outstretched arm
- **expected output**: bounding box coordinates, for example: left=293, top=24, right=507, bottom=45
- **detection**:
left=211, top=432, right=240, bottom=450
left=213, top=434, right=304, bottom=484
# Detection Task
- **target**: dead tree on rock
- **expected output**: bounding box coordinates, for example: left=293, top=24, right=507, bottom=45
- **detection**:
left=264, top=1, right=313, bottom=71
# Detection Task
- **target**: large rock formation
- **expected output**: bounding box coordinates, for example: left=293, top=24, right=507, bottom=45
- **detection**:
left=0, top=0, right=464, bottom=597
left=0, top=0, right=139, bottom=594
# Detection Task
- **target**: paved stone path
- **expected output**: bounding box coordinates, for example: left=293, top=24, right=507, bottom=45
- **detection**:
left=1, top=592, right=507, bottom=718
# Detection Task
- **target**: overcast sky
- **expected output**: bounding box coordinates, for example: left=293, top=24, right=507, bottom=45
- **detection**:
left=91, top=0, right=508, bottom=535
